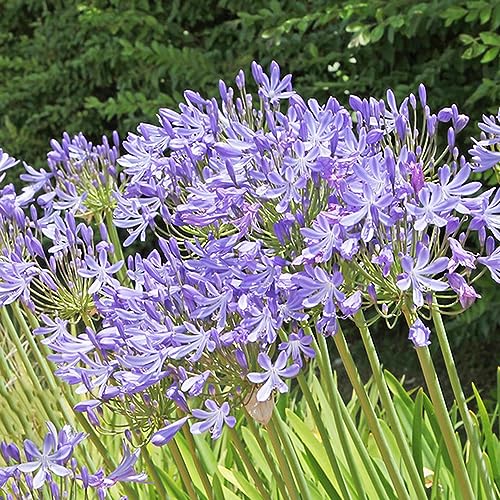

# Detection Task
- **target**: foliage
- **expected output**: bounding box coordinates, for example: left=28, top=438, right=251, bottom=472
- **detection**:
left=0, top=0, right=499, bottom=168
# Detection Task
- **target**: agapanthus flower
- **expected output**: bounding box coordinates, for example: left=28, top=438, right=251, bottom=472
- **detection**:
left=477, top=247, right=500, bottom=283
left=408, top=318, right=431, bottom=347
left=397, top=244, right=449, bottom=307
left=0, top=423, right=145, bottom=497
left=469, top=110, right=500, bottom=172
left=78, top=249, right=123, bottom=294
left=190, top=400, right=236, bottom=439
left=278, top=329, right=315, bottom=366
left=247, top=352, right=300, bottom=402
left=5, top=60, right=499, bottom=452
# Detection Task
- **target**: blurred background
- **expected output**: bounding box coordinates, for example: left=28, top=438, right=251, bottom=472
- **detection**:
left=0, top=0, right=498, bottom=403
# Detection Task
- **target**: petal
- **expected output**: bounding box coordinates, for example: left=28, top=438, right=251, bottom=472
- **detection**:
left=48, top=463, right=71, bottom=477
left=247, top=372, right=270, bottom=384
left=151, top=417, right=189, bottom=446
left=33, top=467, right=47, bottom=489
left=279, top=363, right=300, bottom=378
left=256, top=352, right=272, bottom=371
left=256, top=379, right=274, bottom=402
left=17, top=461, right=41, bottom=473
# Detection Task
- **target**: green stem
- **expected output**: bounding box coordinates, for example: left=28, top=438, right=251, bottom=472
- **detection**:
left=141, top=445, right=168, bottom=500
left=353, top=311, right=428, bottom=500
left=431, top=303, right=494, bottom=500
left=228, top=425, right=267, bottom=499
left=333, top=327, right=410, bottom=500
left=245, top=413, right=289, bottom=499
left=11, top=303, right=57, bottom=391
left=105, top=209, right=129, bottom=285
left=272, top=412, right=313, bottom=500
left=0, top=307, right=59, bottom=424
left=0, top=340, right=36, bottom=439
left=266, top=417, right=300, bottom=500
left=315, top=335, right=369, bottom=500
left=415, top=346, right=474, bottom=500
left=334, top=374, right=393, bottom=500
left=296, top=371, right=350, bottom=499
left=168, top=439, right=198, bottom=500
left=182, top=426, right=214, bottom=500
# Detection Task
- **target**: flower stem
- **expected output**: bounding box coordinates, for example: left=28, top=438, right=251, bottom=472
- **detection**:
left=415, top=346, right=474, bottom=500
left=333, top=326, right=410, bottom=500
left=265, top=416, right=300, bottom=500
left=315, top=334, right=389, bottom=500
left=245, top=413, right=289, bottom=499
left=168, top=439, right=198, bottom=500
left=431, top=302, right=494, bottom=499
left=0, top=339, right=36, bottom=439
left=167, top=439, right=198, bottom=500
left=140, top=444, right=168, bottom=500
left=105, top=208, right=130, bottom=286
left=181, top=426, right=214, bottom=500
left=295, top=371, right=350, bottom=499
left=228, top=425, right=268, bottom=498
left=0, top=307, right=60, bottom=424
left=352, top=311, right=428, bottom=499
left=272, top=411, right=313, bottom=500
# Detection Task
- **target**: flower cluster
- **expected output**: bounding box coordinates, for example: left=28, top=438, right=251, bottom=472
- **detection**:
left=0, top=422, right=146, bottom=499
left=0, top=61, right=499, bottom=446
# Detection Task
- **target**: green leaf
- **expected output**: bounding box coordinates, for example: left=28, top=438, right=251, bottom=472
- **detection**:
left=472, top=383, right=499, bottom=480
left=463, top=43, right=487, bottom=59
left=154, top=465, right=191, bottom=500
left=241, top=427, right=271, bottom=476
left=479, top=31, right=500, bottom=46
left=371, top=25, right=385, bottom=43
left=481, top=46, right=500, bottom=63
left=459, top=34, right=476, bottom=45
left=218, top=466, right=263, bottom=499
left=442, top=6, right=468, bottom=26
left=285, top=409, right=335, bottom=479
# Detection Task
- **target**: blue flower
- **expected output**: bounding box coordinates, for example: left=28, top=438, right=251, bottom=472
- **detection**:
left=397, top=243, right=449, bottom=307
left=408, top=318, right=431, bottom=347
left=17, top=425, right=73, bottom=489
left=247, top=352, right=300, bottom=402
left=190, top=400, right=236, bottom=439
left=478, top=247, right=500, bottom=283
left=151, top=417, right=190, bottom=446
left=88, top=444, right=147, bottom=488
left=78, top=249, right=123, bottom=294
left=278, top=330, right=315, bottom=367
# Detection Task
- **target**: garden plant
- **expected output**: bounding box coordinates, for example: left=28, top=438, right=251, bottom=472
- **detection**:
left=0, top=60, right=499, bottom=499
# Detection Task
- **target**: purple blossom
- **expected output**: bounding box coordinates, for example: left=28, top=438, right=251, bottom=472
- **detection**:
left=278, top=330, right=315, bottom=367
left=397, top=244, right=449, bottom=307
left=469, top=111, right=500, bottom=172
left=406, top=184, right=457, bottom=231
left=408, top=318, right=431, bottom=347
left=151, top=417, right=190, bottom=446
left=87, top=444, right=146, bottom=489
left=448, top=238, right=476, bottom=271
left=478, top=247, right=500, bottom=283
left=190, top=400, right=236, bottom=439
left=447, top=273, right=480, bottom=309
left=253, top=61, right=294, bottom=105
left=168, top=323, right=217, bottom=362
left=17, top=429, right=73, bottom=489
left=78, top=249, right=123, bottom=294
left=292, top=266, right=345, bottom=318
left=298, top=213, right=343, bottom=264
left=247, top=352, right=300, bottom=402
left=0, top=149, right=19, bottom=174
